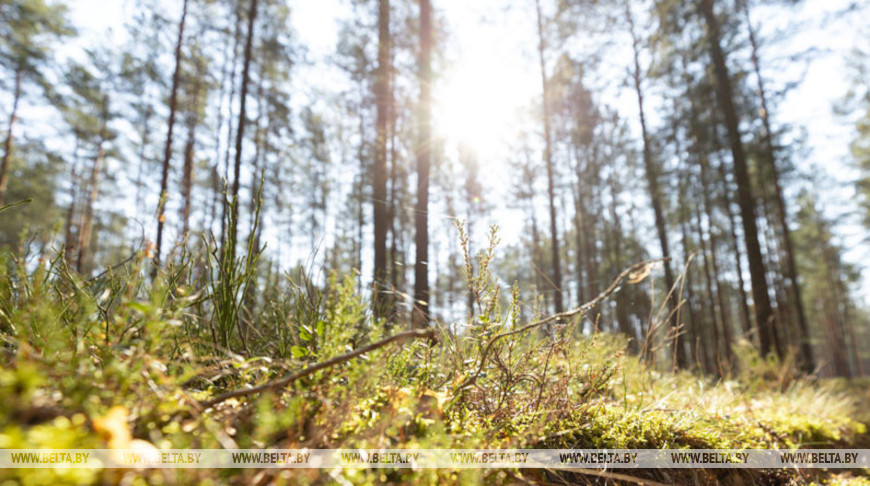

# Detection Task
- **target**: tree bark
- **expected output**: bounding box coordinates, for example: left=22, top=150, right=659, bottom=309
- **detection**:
left=413, top=0, right=432, bottom=328
left=154, top=0, right=189, bottom=269
left=181, top=61, right=204, bottom=241
left=626, top=0, right=684, bottom=366
left=76, top=95, right=110, bottom=274
left=699, top=0, right=779, bottom=359
left=228, top=0, right=259, bottom=263
left=219, top=6, right=243, bottom=253
left=64, top=138, right=81, bottom=263
left=740, top=0, right=814, bottom=371
left=534, top=0, right=564, bottom=315
left=373, top=0, right=391, bottom=319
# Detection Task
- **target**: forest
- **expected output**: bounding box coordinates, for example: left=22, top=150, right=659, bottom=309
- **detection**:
left=1, top=0, right=870, bottom=484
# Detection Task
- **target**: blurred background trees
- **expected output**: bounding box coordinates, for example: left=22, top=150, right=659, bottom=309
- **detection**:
left=0, top=0, right=867, bottom=377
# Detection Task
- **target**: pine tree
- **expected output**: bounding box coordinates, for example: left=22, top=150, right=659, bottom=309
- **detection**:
left=373, top=0, right=392, bottom=319
left=698, top=0, right=780, bottom=359
left=412, top=0, right=432, bottom=328
left=154, top=0, right=189, bottom=268
left=534, top=0, right=564, bottom=315
left=0, top=0, right=74, bottom=207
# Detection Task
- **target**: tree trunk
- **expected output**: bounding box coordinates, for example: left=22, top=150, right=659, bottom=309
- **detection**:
left=219, top=6, right=243, bottom=252
left=715, top=151, right=754, bottom=338
left=181, top=61, right=204, bottom=241
left=0, top=68, right=23, bottom=208
left=707, top=98, right=755, bottom=339
left=76, top=143, right=104, bottom=274
left=741, top=0, right=814, bottom=371
left=685, top=82, right=735, bottom=367
left=77, top=95, right=110, bottom=274
left=678, top=189, right=705, bottom=371
left=228, top=0, right=259, bottom=263
left=154, top=0, right=189, bottom=269
left=699, top=0, right=779, bottom=359
left=571, top=150, right=587, bottom=308
left=373, top=0, right=391, bottom=319
left=210, top=20, right=234, bottom=238
left=626, top=0, right=684, bottom=366
left=699, top=158, right=735, bottom=366
left=413, top=0, right=432, bottom=328
left=534, top=0, right=563, bottom=315
left=64, top=138, right=81, bottom=263
left=387, top=117, right=400, bottom=303
left=356, top=96, right=366, bottom=288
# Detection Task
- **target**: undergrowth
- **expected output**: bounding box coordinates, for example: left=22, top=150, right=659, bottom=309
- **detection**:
left=0, top=221, right=868, bottom=485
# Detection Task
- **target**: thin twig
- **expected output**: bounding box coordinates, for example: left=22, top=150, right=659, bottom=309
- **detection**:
left=458, top=258, right=668, bottom=392
left=198, top=328, right=436, bottom=408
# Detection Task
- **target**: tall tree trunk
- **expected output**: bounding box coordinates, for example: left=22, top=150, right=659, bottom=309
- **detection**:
left=413, top=0, right=432, bottom=328
left=678, top=190, right=706, bottom=371
left=77, top=95, right=110, bottom=274
left=387, top=119, right=400, bottom=301
left=694, top=200, right=722, bottom=373
left=356, top=96, right=366, bottom=288
left=154, top=0, right=189, bottom=269
left=228, top=0, right=259, bottom=263
left=210, top=20, right=233, bottom=238
left=671, top=111, right=701, bottom=370
left=64, top=138, right=81, bottom=263
left=699, top=0, right=779, bottom=359
left=77, top=143, right=104, bottom=274
left=740, top=0, right=814, bottom=372
left=699, top=158, right=735, bottom=366
left=220, top=6, right=243, bottom=251
left=626, top=0, right=684, bottom=367
left=534, top=0, right=563, bottom=315
left=685, top=83, right=735, bottom=367
left=181, top=62, right=204, bottom=241
left=571, top=151, right=587, bottom=308
left=247, top=78, right=265, bottom=249
left=715, top=152, right=754, bottom=337
left=0, top=68, right=23, bottom=208
left=373, top=0, right=391, bottom=319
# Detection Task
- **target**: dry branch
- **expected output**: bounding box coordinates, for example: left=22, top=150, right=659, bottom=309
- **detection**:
left=198, top=328, right=435, bottom=408
left=457, top=258, right=667, bottom=392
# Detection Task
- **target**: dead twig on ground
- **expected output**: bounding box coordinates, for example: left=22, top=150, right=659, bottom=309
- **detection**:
left=198, top=328, right=436, bottom=408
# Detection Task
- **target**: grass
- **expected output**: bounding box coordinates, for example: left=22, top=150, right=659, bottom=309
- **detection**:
left=0, top=223, right=868, bottom=485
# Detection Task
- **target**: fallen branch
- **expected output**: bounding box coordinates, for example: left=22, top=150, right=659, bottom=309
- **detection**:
left=457, top=258, right=667, bottom=392
left=198, top=328, right=436, bottom=408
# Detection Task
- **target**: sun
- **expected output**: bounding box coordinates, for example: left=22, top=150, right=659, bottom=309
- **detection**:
left=433, top=54, right=535, bottom=161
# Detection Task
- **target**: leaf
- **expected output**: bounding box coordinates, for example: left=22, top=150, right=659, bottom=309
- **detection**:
left=299, top=325, right=313, bottom=342
left=290, top=346, right=309, bottom=358
left=627, top=264, right=653, bottom=284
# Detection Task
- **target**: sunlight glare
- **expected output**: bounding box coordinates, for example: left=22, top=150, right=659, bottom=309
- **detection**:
left=433, top=55, right=533, bottom=161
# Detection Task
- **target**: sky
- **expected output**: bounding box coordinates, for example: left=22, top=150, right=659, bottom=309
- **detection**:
left=53, top=0, right=870, bottom=303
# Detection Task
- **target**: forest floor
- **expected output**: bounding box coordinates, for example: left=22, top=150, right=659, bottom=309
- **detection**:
left=1, top=249, right=869, bottom=485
